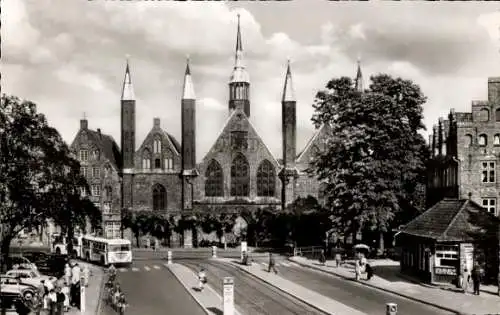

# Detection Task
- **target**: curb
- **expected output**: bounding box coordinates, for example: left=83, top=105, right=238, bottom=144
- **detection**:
left=288, top=258, right=476, bottom=315
left=95, top=268, right=107, bottom=315
left=166, top=264, right=212, bottom=315
left=225, top=260, right=333, bottom=315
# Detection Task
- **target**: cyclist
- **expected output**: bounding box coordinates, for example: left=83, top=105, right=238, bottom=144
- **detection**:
left=113, top=284, right=122, bottom=307
left=198, top=267, right=207, bottom=291
left=107, top=264, right=117, bottom=285
left=116, top=291, right=128, bottom=315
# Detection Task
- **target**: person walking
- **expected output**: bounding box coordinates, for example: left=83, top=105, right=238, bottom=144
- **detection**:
left=267, top=253, right=277, bottom=274
left=64, top=263, right=71, bottom=286
left=198, top=268, right=207, bottom=291
left=70, top=262, right=81, bottom=307
left=55, top=286, right=65, bottom=315
left=62, top=281, right=70, bottom=312
left=319, top=249, right=326, bottom=266
left=462, top=267, right=471, bottom=294
left=471, top=264, right=481, bottom=295
left=47, top=289, right=57, bottom=315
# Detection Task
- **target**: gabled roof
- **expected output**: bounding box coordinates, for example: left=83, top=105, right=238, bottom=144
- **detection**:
left=74, top=128, right=122, bottom=170
left=400, top=198, right=500, bottom=242
left=296, top=123, right=329, bottom=162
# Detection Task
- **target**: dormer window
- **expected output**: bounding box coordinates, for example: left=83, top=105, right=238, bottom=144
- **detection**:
left=92, top=150, right=100, bottom=160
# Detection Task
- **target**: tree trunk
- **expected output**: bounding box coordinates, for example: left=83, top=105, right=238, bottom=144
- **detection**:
left=379, top=231, right=385, bottom=255
left=135, top=232, right=140, bottom=248
left=66, top=223, right=74, bottom=256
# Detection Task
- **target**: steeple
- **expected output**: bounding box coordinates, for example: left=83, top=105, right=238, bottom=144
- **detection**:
left=229, top=13, right=251, bottom=117
left=355, top=58, right=364, bottom=93
left=282, top=59, right=296, bottom=102
left=121, top=57, right=135, bottom=101
left=182, top=57, right=196, bottom=100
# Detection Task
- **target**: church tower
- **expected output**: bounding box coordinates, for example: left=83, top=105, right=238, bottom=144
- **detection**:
left=279, top=60, right=299, bottom=208
left=228, top=14, right=251, bottom=118
left=121, top=58, right=136, bottom=212
left=355, top=58, right=364, bottom=92
left=181, top=57, right=198, bottom=212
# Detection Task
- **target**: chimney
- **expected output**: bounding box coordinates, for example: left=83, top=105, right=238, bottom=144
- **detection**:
left=80, top=119, right=88, bottom=130
left=154, top=118, right=160, bottom=128
left=97, top=128, right=102, bottom=139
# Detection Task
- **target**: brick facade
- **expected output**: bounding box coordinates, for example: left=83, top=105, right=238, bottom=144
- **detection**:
left=428, top=77, right=500, bottom=217
left=70, top=120, right=122, bottom=238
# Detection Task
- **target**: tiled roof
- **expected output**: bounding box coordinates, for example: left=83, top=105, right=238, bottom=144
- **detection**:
left=86, top=130, right=122, bottom=170
left=401, top=198, right=500, bottom=242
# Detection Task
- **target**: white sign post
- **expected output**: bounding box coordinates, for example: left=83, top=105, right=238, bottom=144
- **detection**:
left=223, top=277, right=234, bottom=315
left=80, top=276, right=86, bottom=313
left=167, top=250, right=172, bottom=264
left=212, top=246, right=217, bottom=258
left=240, top=241, right=247, bottom=263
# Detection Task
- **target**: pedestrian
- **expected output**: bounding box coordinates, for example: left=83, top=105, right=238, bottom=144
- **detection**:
left=462, top=267, right=471, bottom=294
left=82, top=264, right=90, bottom=287
left=64, top=263, right=71, bottom=285
left=14, top=298, right=30, bottom=315
left=355, top=259, right=361, bottom=281
left=62, top=281, right=70, bottom=312
left=334, top=252, right=342, bottom=267
left=41, top=280, right=49, bottom=310
left=47, top=288, right=57, bottom=315
left=267, top=253, right=277, bottom=274
left=55, top=286, right=65, bottom=315
left=198, top=268, right=207, bottom=291
left=471, top=264, right=481, bottom=295
left=319, top=249, right=326, bottom=266
left=70, top=262, right=81, bottom=306
left=366, top=263, right=373, bottom=280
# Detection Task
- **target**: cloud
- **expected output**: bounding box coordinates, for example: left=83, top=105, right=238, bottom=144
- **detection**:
left=2, top=0, right=500, bottom=161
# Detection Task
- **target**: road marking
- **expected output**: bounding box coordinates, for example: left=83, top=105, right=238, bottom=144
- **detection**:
left=131, top=267, right=139, bottom=272
left=119, top=268, right=127, bottom=272
left=153, top=265, right=160, bottom=270
left=144, top=266, right=151, bottom=271
left=281, top=262, right=291, bottom=267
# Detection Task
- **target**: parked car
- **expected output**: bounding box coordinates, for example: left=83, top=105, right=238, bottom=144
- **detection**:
left=5, top=255, right=38, bottom=271
left=0, top=275, right=39, bottom=301
left=19, top=251, right=68, bottom=278
left=5, top=269, right=57, bottom=288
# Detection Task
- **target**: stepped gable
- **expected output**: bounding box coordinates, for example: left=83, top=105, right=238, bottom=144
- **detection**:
left=78, top=128, right=122, bottom=170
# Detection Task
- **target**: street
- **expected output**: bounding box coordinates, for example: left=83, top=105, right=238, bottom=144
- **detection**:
left=99, top=260, right=206, bottom=315
left=181, top=259, right=327, bottom=315
left=258, top=261, right=454, bottom=315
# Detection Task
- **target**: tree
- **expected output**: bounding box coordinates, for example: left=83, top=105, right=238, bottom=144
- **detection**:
left=147, top=213, right=172, bottom=247
left=0, top=95, right=102, bottom=272
left=310, top=75, right=429, bottom=252
left=122, top=209, right=150, bottom=247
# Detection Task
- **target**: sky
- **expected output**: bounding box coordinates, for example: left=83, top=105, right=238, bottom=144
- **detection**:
left=2, top=0, right=500, bottom=161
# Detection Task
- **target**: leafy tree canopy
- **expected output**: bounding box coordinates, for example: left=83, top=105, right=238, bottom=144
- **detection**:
left=310, top=75, right=429, bottom=238
left=0, top=95, right=101, bottom=266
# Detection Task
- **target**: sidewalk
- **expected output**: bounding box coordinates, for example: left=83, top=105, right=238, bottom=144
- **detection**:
left=290, top=256, right=500, bottom=315
left=167, top=263, right=243, bottom=315
left=218, top=258, right=367, bottom=315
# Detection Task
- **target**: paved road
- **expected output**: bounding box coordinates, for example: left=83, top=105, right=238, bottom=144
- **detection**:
left=99, top=260, right=206, bottom=315
left=251, top=262, right=454, bottom=315
left=181, top=259, right=327, bottom=315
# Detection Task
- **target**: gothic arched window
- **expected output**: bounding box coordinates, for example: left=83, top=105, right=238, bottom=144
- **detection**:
left=164, top=149, right=174, bottom=170
left=478, top=134, right=487, bottom=146
left=205, top=160, right=223, bottom=197
left=231, top=153, right=249, bottom=197
left=142, top=149, right=151, bottom=169
left=256, top=160, right=275, bottom=197
left=495, top=134, right=500, bottom=146
left=152, top=184, right=166, bottom=211
left=153, top=137, right=162, bottom=154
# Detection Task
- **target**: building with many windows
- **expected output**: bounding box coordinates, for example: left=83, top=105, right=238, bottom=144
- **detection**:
left=427, top=77, right=500, bottom=216
left=69, top=16, right=363, bottom=244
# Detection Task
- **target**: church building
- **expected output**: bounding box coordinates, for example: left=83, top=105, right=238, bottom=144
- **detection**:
left=70, top=15, right=364, bottom=245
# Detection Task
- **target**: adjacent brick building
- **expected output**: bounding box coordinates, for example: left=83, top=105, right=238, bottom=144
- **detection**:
left=69, top=16, right=361, bottom=245
left=427, top=77, right=500, bottom=216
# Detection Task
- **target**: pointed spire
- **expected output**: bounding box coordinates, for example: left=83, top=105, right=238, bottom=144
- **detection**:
left=182, top=56, right=196, bottom=100
left=121, top=56, right=135, bottom=101
left=355, top=57, right=364, bottom=93
left=282, top=59, right=296, bottom=102
left=230, top=13, right=250, bottom=84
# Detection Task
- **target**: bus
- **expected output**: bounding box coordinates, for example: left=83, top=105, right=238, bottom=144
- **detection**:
left=81, top=236, right=132, bottom=266
left=51, top=233, right=83, bottom=258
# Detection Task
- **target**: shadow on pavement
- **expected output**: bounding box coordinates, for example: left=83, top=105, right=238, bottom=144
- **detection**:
left=373, top=265, right=419, bottom=284
left=207, top=306, right=223, bottom=315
